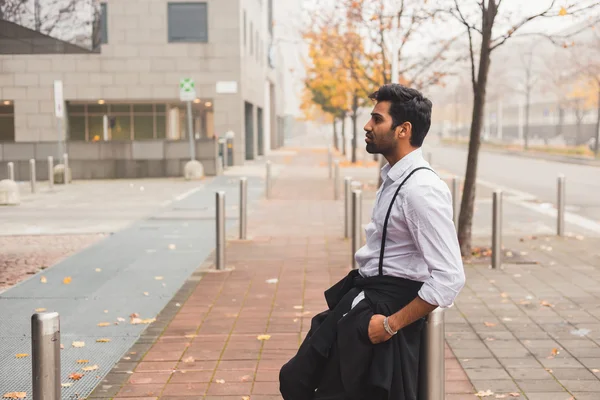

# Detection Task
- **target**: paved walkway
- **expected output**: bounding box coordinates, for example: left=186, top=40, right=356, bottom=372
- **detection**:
left=94, top=148, right=473, bottom=400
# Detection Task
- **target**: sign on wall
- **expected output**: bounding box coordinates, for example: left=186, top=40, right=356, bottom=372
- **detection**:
left=179, top=78, right=197, bottom=102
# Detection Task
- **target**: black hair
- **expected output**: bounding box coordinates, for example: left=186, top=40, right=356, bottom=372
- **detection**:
left=368, top=84, right=432, bottom=147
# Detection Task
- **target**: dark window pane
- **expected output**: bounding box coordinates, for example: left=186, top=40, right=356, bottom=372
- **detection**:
left=110, top=104, right=130, bottom=113
left=67, top=103, right=85, bottom=113
left=101, top=3, right=108, bottom=44
left=0, top=117, right=15, bottom=141
left=87, top=104, right=108, bottom=114
left=156, top=116, right=166, bottom=138
left=134, top=115, right=154, bottom=139
left=168, top=2, right=208, bottom=43
left=133, top=104, right=153, bottom=113
left=68, top=116, right=86, bottom=140
left=88, top=116, right=104, bottom=141
left=155, top=104, right=166, bottom=113
left=109, top=115, right=131, bottom=140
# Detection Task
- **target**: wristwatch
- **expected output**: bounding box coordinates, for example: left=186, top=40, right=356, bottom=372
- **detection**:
left=383, top=316, right=397, bottom=336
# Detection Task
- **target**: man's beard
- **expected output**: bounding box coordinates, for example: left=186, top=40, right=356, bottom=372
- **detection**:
left=365, top=142, right=378, bottom=154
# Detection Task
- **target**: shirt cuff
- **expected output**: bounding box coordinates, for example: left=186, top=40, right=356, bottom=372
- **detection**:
left=418, top=279, right=461, bottom=308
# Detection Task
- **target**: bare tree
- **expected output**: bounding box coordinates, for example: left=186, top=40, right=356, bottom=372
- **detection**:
left=519, top=44, right=540, bottom=150
left=447, top=0, right=600, bottom=257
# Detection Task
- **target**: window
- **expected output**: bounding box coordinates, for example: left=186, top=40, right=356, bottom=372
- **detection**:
left=100, top=3, right=108, bottom=44
left=243, top=11, right=247, bottom=48
left=0, top=103, right=15, bottom=142
left=168, top=2, right=208, bottom=43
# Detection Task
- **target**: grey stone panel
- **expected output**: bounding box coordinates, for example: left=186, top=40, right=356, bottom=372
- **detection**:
left=131, top=141, right=165, bottom=160
left=3, top=143, right=35, bottom=161
left=68, top=141, right=102, bottom=160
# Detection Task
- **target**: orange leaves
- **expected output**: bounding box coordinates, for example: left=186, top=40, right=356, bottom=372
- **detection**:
left=558, top=7, right=568, bottom=16
left=68, top=372, right=84, bottom=381
left=2, top=393, right=26, bottom=399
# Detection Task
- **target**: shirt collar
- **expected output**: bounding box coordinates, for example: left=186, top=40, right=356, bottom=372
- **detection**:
left=380, top=148, right=424, bottom=183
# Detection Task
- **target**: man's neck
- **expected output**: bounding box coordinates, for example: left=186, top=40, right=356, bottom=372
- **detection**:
left=384, top=146, right=418, bottom=167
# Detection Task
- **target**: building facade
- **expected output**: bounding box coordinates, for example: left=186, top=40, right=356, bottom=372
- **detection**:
left=0, top=0, right=284, bottom=179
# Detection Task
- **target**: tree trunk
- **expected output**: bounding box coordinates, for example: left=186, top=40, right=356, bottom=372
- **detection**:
left=351, top=94, right=358, bottom=164
left=332, top=117, right=339, bottom=151
left=556, top=106, right=564, bottom=137
left=524, top=91, right=530, bottom=150
left=595, top=90, right=600, bottom=157
left=457, top=5, right=496, bottom=258
left=341, top=114, right=346, bottom=156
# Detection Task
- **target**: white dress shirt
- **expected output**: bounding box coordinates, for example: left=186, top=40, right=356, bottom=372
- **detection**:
left=354, top=148, right=465, bottom=308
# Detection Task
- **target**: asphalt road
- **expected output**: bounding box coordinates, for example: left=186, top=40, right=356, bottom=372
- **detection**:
left=426, top=142, right=600, bottom=225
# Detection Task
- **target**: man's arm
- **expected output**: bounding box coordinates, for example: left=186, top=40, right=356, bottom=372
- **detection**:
left=368, top=296, right=436, bottom=344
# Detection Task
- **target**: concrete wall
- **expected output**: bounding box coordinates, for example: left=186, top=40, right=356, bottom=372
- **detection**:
left=0, top=0, right=256, bottom=166
left=0, top=138, right=219, bottom=180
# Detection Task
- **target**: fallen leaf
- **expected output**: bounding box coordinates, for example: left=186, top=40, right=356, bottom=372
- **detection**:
left=475, top=390, right=494, bottom=397
left=513, top=274, right=521, bottom=278
left=123, top=356, right=131, bottom=360
left=168, top=244, right=176, bottom=250
left=143, top=292, right=149, bottom=296
left=72, top=341, right=85, bottom=348
left=485, top=337, right=495, bottom=341
left=214, top=379, right=226, bottom=384
left=35, top=308, right=46, bottom=312
left=293, top=306, right=303, bottom=310
left=518, top=300, right=531, bottom=305
left=592, top=369, right=599, bottom=373
left=265, top=278, right=278, bottom=284
left=502, top=318, right=513, bottom=322
left=293, top=318, right=298, bottom=323
left=103, top=310, right=108, bottom=313
left=257, top=334, right=271, bottom=341
left=130, top=312, right=139, bottom=319
left=183, top=356, right=195, bottom=363
left=2, top=393, right=26, bottom=399
left=117, top=317, right=125, bottom=322
left=76, top=360, right=89, bottom=364
left=40, top=276, right=47, bottom=283
left=63, top=276, right=72, bottom=284
left=82, top=365, right=98, bottom=372
left=545, top=368, right=553, bottom=373
left=500, top=293, right=508, bottom=298
left=509, top=394, right=520, bottom=398
left=484, top=322, right=497, bottom=327
left=575, top=235, right=584, bottom=240
left=155, top=276, right=164, bottom=280
left=15, top=354, right=28, bottom=358
left=61, top=383, right=73, bottom=388
left=540, top=301, right=554, bottom=308
left=97, top=322, right=110, bottom=327
left=242, top=397, right=250, bottom=400
left=551, top=348, right=560, bottom=356
left=141, top=318, right=156, bottom=324
left=559, top=6, right=568, bottom=16
left=495, top=395, right=506, bottom=399
left=240, top=375, right=251, bottom=382
left=96, top=338, right=110, bottom=343
left=60, top=344, right=64, bottom=349
left=184, top=334, right=197, bottom=339
left=130, top=351, right=137, bottom=355
left=95, top=268, right=102, bottom=272
left=175, top=303, right=181, bottom=307
left=68, top=372, right=84, bottom=380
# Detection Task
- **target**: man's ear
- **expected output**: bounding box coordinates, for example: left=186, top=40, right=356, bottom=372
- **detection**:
left=397, top=122, right=412, bottom=139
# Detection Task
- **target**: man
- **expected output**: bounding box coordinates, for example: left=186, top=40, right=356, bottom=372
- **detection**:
left=279, top=84, right=465, bottom=400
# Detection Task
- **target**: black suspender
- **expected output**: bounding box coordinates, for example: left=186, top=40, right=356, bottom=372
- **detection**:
left=377, top=167, right=436, bottom=276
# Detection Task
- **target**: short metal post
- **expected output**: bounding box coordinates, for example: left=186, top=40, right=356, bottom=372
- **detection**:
left=265, top=161, right=272, bottom=199
left=334, top=160, right=340, bottom=200
left=216, top=191, right=225, bottom=270
left=344, top=177, right=352, bottom=238
left=239, top=177, right=247, bottom=240
left=328, top=147, right=333, bottom=179
left=223, top=141, right=229, bottom=170
left=63, top=153, right=69, bottom=185
left=451, top=177, right=459, bottom=230
left=32, top=312, right=61, bottom=400
left=47, top=156, right=54, bottom=190
left=492, top=190, right=502, bottom=269
left=417, top=308, right=445, bottom=400
left=351, top=189, right=362, bottom=269
left=557, top=175, right=565, bottom=236
left=7, top=161, right=14, bottom=181
left=30, top=159, right=36, bottom=193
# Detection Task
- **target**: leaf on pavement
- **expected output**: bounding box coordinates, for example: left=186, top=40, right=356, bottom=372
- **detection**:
left=95, top=268, right=102, bottom=272
left=484, top=322, right=496, bottom=327
left=518, top=300, right=531, bottom=305
left=257, top=334, right=271, bottom=341
left=592, top=369, right=599, bottom=373
left=540, top=301, right=554, bottom=308
left=15, top=354, right=28, bottom=359
left=61, top=383, right=73, bottom=388
left=215, top=379, right=225, bottom=384
left=240, top=375, right=251, bottom=382
left=143, top=292, right=149, bottom=296
left=155, top=276, right=164, bottom=280
left=495, top=395, right=506, bottom=399
left=509, top=394, right=520, bottom=398
left=68, top=372, right=84, bottom=380
left=96, top=338, right=111, bottom=343
left=293, top=306, right=303, bottom=310
left=76, top=360, right=89, bottom=364
left=117, top=317, right=125, bottom=322
left=550, top=348, right=560, bottom=356
left=168, top=244, right=176, bottom=250
left=35, top=308, right=46, bottom=312
left=242, top=397, right=250, bottom=400
left=2, top=393, right=26, bottom=399
left=184, top=334, right=197, bottom=339
left=60, top=344, right=64, bottom=349
left=558, top=6, right=568, bottom=16
left=72, top=341, right=85, bottom=348
left=97, top=322, right=110, bottom=327
left=82, top=365, right=98, bottom=372
left=63, top=277, right=72, bottom=285
left=500, top=293, right=508, bottom=298
left=475, top=390, right=494, bottom=397
left=40, top=276, right=47, bottom=283
left=266, top=278, right=278, bottom=284
left=183, top=356, right=195, bottom=363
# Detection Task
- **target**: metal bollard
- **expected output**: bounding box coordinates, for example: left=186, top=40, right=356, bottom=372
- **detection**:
left=328, top=147, right=333, bottom=179
left=32, top=312, right=61, bottom=400
left=7, top=161, right=14, bottom=181
left=63, top=153, right=69, bottom=185
left=216, top=191, right=225, bottom=270
left=265, top=161, right=272, bottom=199
left=239, top=177, right=247, bottom=240
left=451, top=177, right=460, bottom=230
left=48, top=156, right=54, bottom=190
left=344, top=177, right=352, bottom=238
left=30, top=159, right=36, bottom=193
left=334, top=160, right=340, bottom=200
left=557, top=175, right=565, bottom=236
left=417, top=308, right=445, bottom=400
left=223, top=141, right=229, bottom=170
left=351, top=189, right=362, bottom=269
left=492, top=190, right=503, bottom=269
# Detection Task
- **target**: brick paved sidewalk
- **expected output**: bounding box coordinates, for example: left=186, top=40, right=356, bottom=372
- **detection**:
left=93, top=148, right=474, bottom=400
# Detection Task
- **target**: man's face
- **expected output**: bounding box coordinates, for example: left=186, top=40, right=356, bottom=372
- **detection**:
left=363, top=101, right=397, bottom=155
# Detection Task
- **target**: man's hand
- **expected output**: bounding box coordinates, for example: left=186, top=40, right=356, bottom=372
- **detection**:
left=368, top=314, right=393, bottom=344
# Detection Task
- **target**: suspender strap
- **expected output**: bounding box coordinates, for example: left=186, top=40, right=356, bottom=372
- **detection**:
left=378, top=167, right=435, bottom=276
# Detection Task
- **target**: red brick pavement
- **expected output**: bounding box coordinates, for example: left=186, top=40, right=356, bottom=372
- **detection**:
left=114, top=149, right=474, bottom=399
